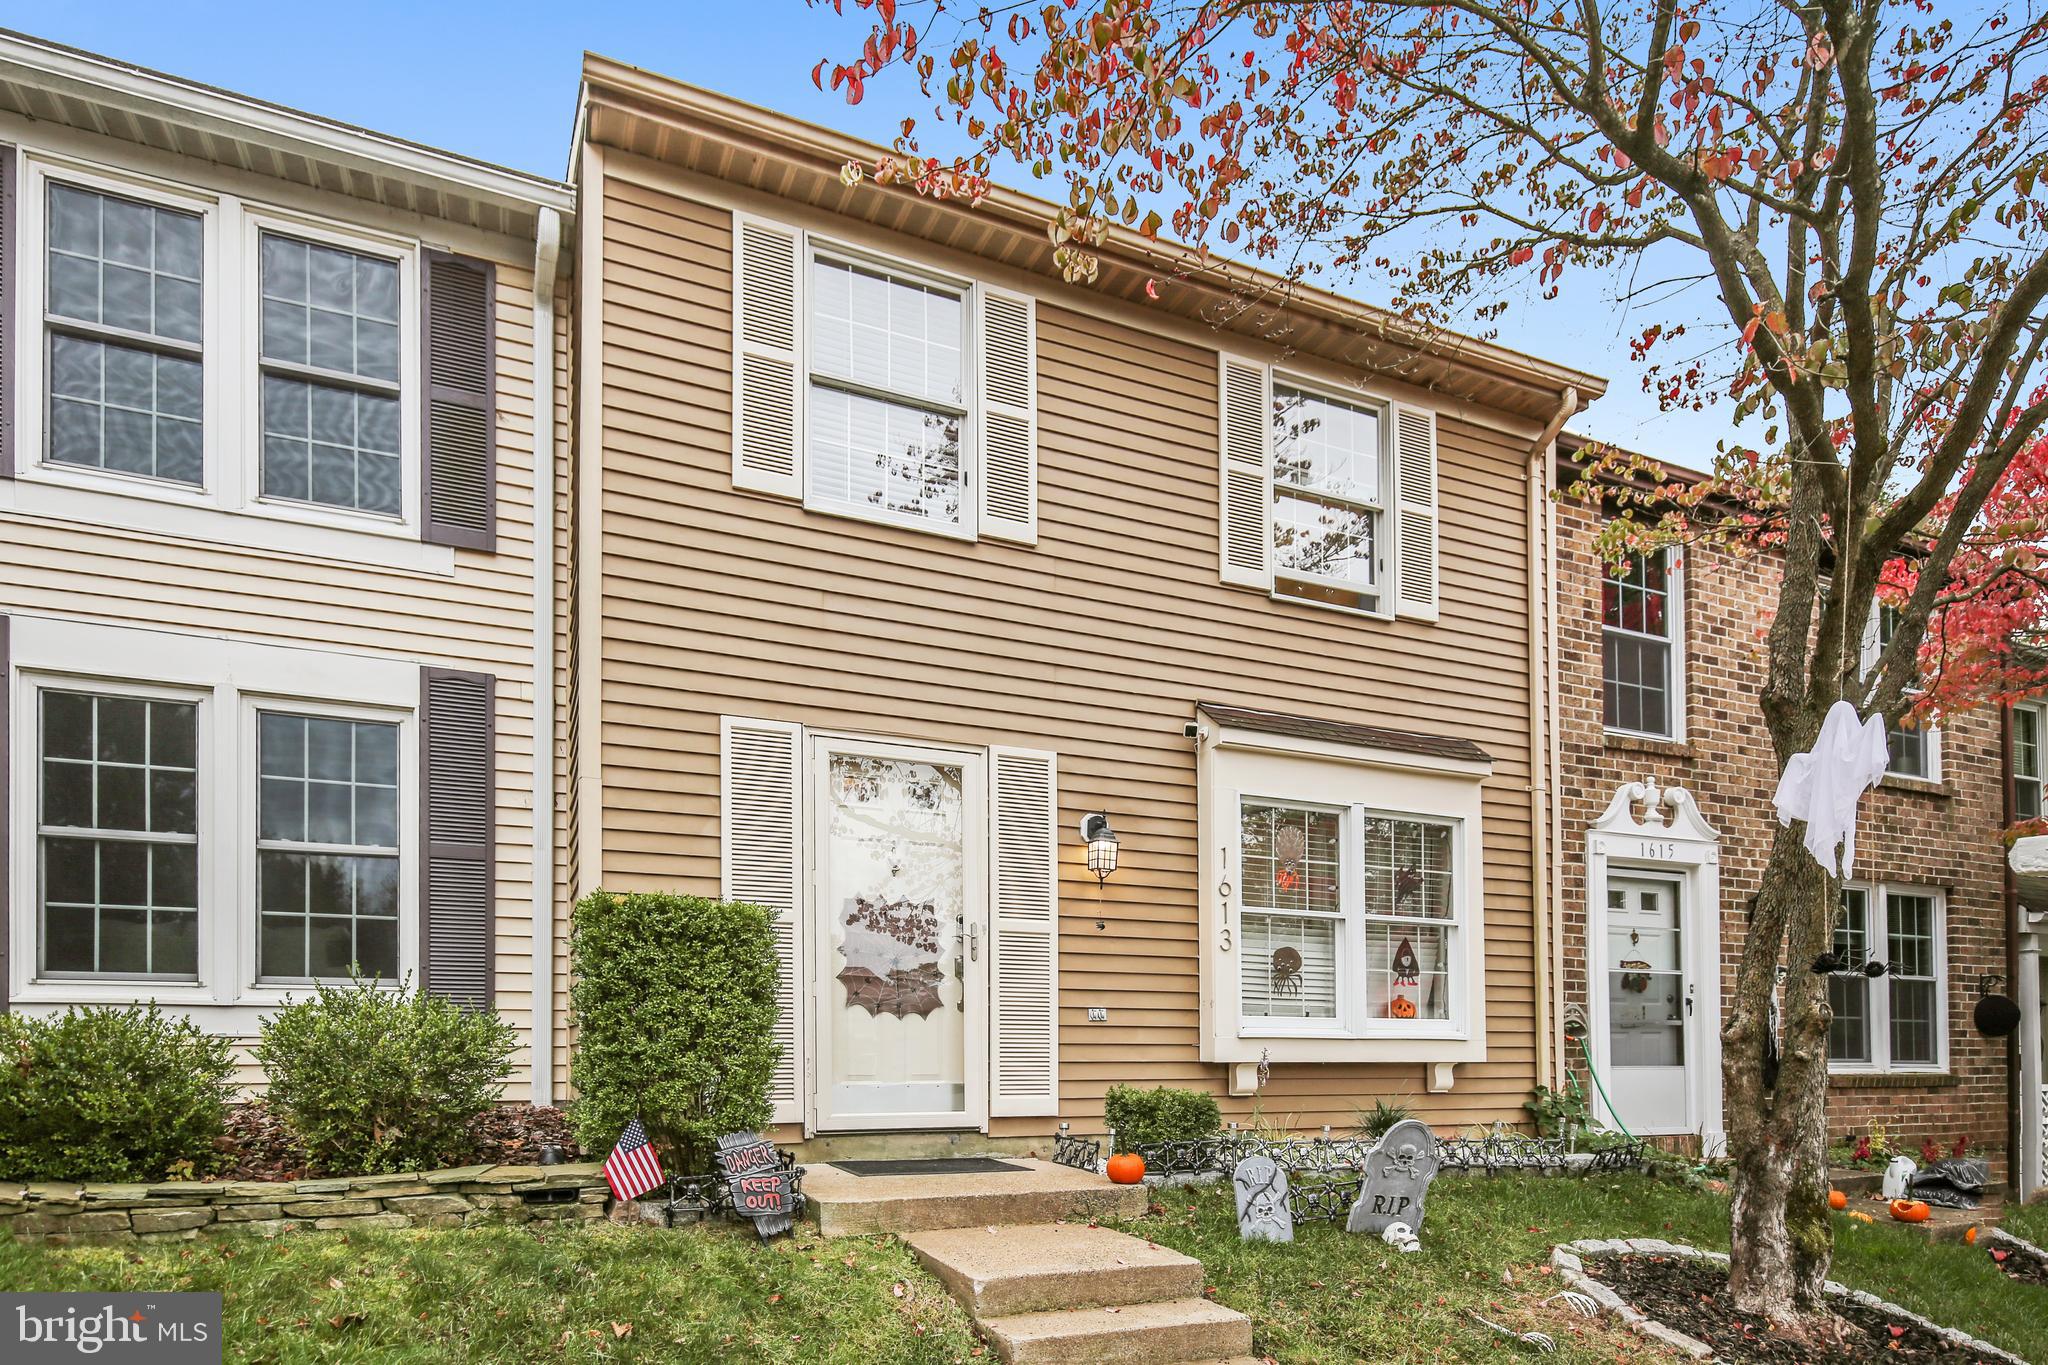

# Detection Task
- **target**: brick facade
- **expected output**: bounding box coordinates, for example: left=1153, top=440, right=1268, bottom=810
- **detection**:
left=1553, top=488, right=2015, bottom=1172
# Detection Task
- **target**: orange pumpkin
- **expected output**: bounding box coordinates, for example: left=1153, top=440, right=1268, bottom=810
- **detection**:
left=1389, top=995, right=1419, bottom=1020
left=1965, top=1226, right=1980, bottom=1245
left=1888, top=1199, right=1932, bottom=1224
left=1828, top=1189, right=1847, bottom=1211
left=1106, top=1152, right=1146, bottom=1185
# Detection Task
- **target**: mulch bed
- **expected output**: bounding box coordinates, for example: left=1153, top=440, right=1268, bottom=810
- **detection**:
left=209, top=1103, right=581, bottom=1182
left=1984, top=1239, right=2048, bottom=1287
left=1589, top=1253, right=1989, bottom=1363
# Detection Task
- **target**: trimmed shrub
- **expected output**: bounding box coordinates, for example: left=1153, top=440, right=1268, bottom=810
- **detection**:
left=256, top=973, right=515, bottom=1174
left=569, top=891, right=781, bottom=1173
left=1104, top=1084, right=1221, bottom=1150
left=0, top=1005, right=235, bottom=1182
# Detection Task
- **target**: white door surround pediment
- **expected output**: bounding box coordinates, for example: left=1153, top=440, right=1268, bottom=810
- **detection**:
left=1589, top=778, right=1721, bottom=856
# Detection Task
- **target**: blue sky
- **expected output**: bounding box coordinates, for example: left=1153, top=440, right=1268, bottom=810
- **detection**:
left=24, top=1, right=1731, bottom=466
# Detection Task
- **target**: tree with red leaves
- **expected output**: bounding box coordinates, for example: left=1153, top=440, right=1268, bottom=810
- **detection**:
left=814, top=0, right=2048, bottom=1330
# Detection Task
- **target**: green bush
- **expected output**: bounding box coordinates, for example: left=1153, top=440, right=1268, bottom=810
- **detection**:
left=0, top=1005, right=235, bottom=1182
left=256, top=973, right=515, bottom=1174
left=568, top=891, right=781, bottom=1173
left=1354, top=1096, right=1417, bottom=1140
left=1103, top=1084, right=1221, bottom=1151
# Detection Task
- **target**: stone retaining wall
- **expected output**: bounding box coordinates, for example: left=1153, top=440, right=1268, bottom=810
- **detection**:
left=0, top=1163, right=612, bottom=1245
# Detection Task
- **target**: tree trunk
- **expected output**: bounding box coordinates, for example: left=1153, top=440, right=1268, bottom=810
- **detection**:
left=1721, top=820, right=1838, bottom=1325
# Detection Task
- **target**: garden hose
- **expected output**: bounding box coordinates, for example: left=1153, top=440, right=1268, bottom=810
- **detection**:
left=1572, top=1034, right=1638, bottom=1143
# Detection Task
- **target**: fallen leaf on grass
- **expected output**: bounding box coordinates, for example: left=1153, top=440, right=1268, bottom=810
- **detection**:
left=891, top=1281, right=907, bottom=1299
left=612, top=1323, right=632, bottom=1339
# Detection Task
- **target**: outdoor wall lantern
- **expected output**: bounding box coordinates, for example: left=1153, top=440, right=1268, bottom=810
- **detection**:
left=1082, top=813, right=1120, bottom=883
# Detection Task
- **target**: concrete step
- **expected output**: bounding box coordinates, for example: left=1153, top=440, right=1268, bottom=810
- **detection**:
left=801, top=1159, right=1147, bottom=1237
left=905, top=1223, right=1203, bottom=1316
left=980, top=1297, right=1253, bottom=1365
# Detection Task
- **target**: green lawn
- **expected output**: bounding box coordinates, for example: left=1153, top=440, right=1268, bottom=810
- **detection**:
left=0, top=1174, right=2036, bottom=1363
left=1999, top=1199, right=2048, bottom=1250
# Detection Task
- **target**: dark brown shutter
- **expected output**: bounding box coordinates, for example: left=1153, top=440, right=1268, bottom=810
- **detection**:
left=419, top=667, right=494, bottom=1008
left=1, top=143, right=15, bottom=479
left=0, top=614, right=10, bottom=1010
left=421, top=252, right=495, bottom=548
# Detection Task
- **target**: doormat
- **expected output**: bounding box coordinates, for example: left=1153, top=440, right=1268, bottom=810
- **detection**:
left=831, top=1157, right=1030, bottom=1177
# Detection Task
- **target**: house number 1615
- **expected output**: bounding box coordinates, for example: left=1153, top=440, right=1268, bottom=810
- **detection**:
left=1639, top=840, right=1678, bottom=860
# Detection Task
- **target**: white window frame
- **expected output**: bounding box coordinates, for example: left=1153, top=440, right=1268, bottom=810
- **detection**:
left=1866, top=604, right=1942, bottom=782
left=1601, top=546, right=1686, bottom=741
left=7, top=144, right=427, bottom=548
left=7, top=616, right=419, bottom=1028
left=800, top=235, right=979, bottom=541
left=1827, top=881, right=1949, bottom=1075
left=1268, top=373, right=1393, bottom=621
left=2014, top=701, right=2045, bottom=823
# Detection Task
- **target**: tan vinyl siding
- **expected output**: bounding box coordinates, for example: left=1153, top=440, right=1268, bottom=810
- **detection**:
left=589, top=169, right=1541, bottom=1134
left=3, top=263, right=564, bottom=1093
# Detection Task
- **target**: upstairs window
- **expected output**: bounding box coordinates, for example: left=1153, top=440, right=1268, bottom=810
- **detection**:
left=44, top=184, right=204, bottom=487
left=1270, top=384, right=1387, bottom=616
left=2017, top=703, right=2045, bottom=823
left=1602, top=549, right=1680, bottom=738
left=258, top=234, right=403, bottom=517
left=1874, top=606, right=1939, bottom=780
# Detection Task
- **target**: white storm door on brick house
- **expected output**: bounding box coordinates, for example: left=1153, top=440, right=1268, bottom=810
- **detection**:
left=808, top=734, right=988, bottom=1132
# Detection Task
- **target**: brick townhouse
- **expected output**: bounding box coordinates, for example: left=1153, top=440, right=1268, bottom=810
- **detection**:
left=1550, top=436, right=2014, bottom=1173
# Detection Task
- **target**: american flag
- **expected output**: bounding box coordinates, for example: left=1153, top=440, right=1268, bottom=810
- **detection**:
left=602, top=1118, right=665, bottom=1202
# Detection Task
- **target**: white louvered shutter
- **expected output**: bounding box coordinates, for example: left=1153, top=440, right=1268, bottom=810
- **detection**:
left=988, top=746, right=1059, bottom=1116
left=977, top=286, right=1037, bottom=543
left=1218, top=355, right=1273, bottom=588
left=1392, top=403, right=1441, bottom=621
left=731, top=215, right=804, bottom=499
left=720, top=716, right=805, bottom=1125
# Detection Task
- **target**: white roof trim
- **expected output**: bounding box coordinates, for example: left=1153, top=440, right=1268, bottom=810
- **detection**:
left=0, top=29, right=573, bottom=215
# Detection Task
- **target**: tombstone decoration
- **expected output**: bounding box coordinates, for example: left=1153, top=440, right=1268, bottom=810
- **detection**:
left=1233, top=1154, right=1295, bottom=1243
left=1346, top=1119, right=1442, bottom=1238
left=715, top=1131, right=796, bottom=1238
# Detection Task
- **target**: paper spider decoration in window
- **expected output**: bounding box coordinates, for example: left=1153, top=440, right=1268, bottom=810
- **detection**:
left=1270, top=946, right=1304, bottom=996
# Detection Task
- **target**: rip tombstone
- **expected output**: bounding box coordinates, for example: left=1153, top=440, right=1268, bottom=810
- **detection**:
left=1232, top=1153, right=1294, bottom=1243
left=1346, top=1119, right=1441, bottom=1238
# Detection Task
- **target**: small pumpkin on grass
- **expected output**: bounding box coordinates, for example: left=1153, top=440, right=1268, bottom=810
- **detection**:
left=1827, top=1189, right=1847, bottom=1211
left=1106, top=1151, right=1146, bottom=1184
left=1888, top=1198, right=1932, bottom=1223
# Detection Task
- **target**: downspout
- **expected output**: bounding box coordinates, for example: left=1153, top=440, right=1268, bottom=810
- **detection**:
left=1526, top=387, right=1578, bottom=1092
left=529, top=206, right=563, bottom=1106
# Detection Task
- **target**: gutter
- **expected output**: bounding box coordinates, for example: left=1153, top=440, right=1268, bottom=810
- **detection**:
left=529, top=206, right=563, bottom=1105
left=1525, top=388, right=1578, bottom=1091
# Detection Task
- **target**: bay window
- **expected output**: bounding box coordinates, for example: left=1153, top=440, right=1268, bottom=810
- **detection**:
left=1827, top=884, right=1946, bottom=1072
left=1234, top=796, right=1465, bottom=1036
left=1270, top=383, right=1387, bottom=616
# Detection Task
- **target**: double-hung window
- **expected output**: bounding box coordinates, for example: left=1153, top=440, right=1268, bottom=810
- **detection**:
left=2017, top=703, right=2046, bottom=822
left=45, top=182, right=205, bottom=486
left=806, top=252, right=968, bottom=533
left=1827, top=884, right=1945, bottom=1071
left=1602, top=549, right=1681, bottom=738
left=1873, top=605, right=1939, bottom=780
left=37, top=688, right=200, bottom=978
left=13, top=150, right=463, bottom=546
left=257, top=234, right=404, bottom=516
left=1270, top=384, right=1387, bottom=616
left=1237, top=798, right=1463, bottom=1033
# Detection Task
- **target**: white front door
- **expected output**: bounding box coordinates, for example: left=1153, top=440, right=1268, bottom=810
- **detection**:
left=1602, top=875, right=1692, bottom=1135
left=810, top=737, right=988, bottom=1131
